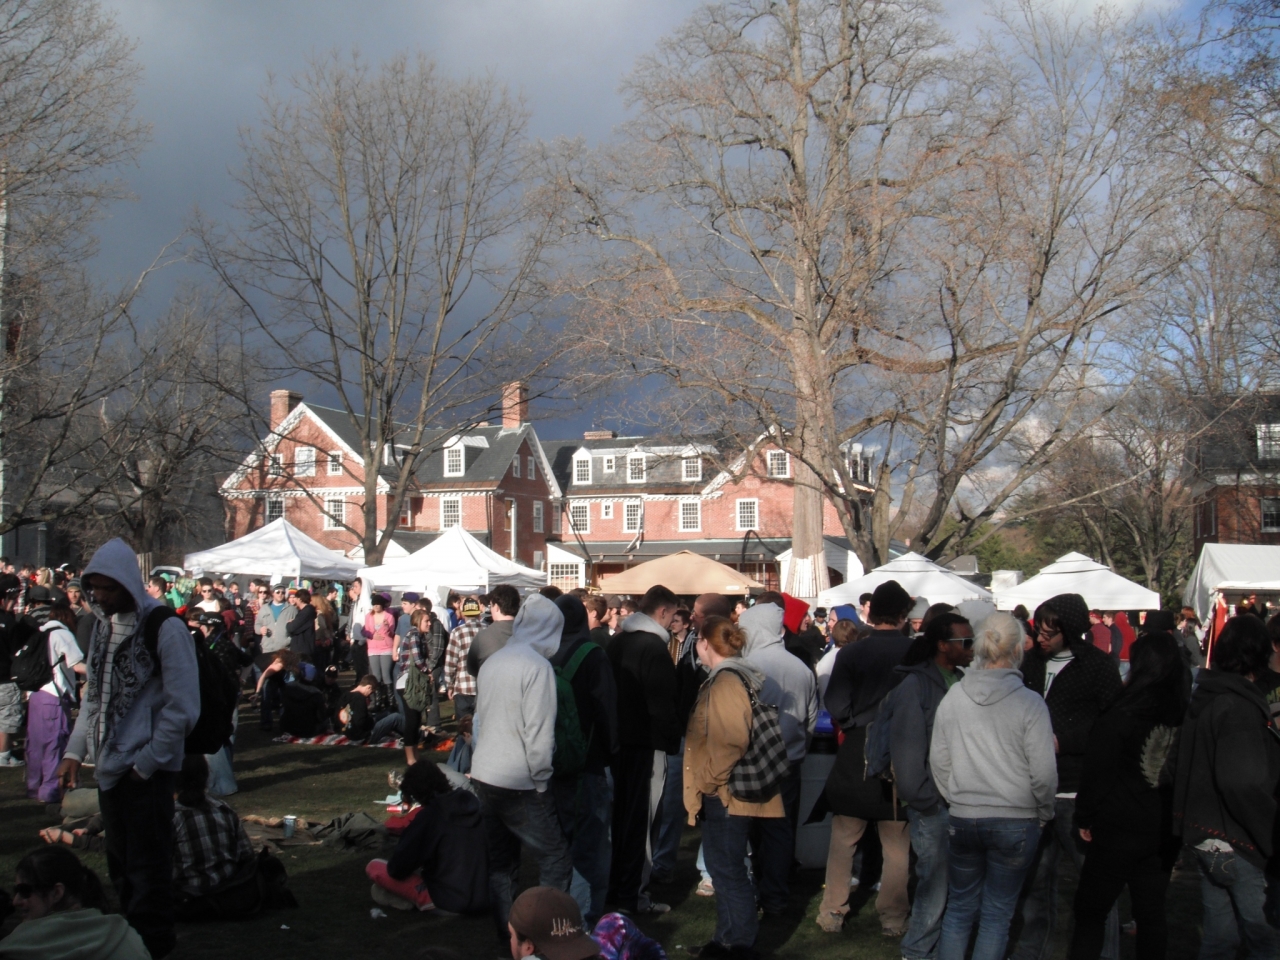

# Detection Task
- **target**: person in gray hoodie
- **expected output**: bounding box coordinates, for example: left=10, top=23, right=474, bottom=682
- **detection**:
left=470, top=593, right=573, bottom=938
left=890, top=612, right=973, bottom=960
left=55, top=538, right=200, bottom=959
left=929, top=613, right=1056, bottom=960
left=739, top=600, right=818, bottom=916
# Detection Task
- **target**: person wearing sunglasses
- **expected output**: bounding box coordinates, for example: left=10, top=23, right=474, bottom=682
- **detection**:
left=4, top=844, right=150, bottom=959
left=887, top=612, right=974, bottom=960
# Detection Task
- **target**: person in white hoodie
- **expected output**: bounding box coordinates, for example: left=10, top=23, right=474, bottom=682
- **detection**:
left=929, top=613, right=1057, bottom=960
left=54, top=539, right=199, bottom=960
left=471, top=593, right=573, bottom=938
left=739, top=600, right=818, bottom=917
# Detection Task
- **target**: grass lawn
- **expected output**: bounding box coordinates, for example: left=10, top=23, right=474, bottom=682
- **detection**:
left=0, top=697, right=1208, bottom=959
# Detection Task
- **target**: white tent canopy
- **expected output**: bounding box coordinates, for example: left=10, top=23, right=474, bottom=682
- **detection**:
left=1183, top=543, right=1280, bottom=623
left=817, top=552, right=993, bottom=609
left=777, top=539, right=865, bottom=598
left=184, top=519, right=362, bottom=582
left=357, top=526, right=546, bottom=596
left=994, top=552, right=1160, bottom=612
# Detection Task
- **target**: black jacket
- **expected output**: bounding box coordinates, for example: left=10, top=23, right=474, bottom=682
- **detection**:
left=1171, top=669, right=1280, bottom=867
left=337, top=690, right=372, bottom=740
left=387, top=788, right=489, bottom=913
left=824, top=629, right=914, bottom=731
left=280, top=681, right=327, bottom=737
left=551, top=597, right=619, bottom=776
left=1021, top=639, right=1123, bottom=793
left=607, top=613, right=681, bottom=754
left=888, top=661, right=960, bottom=814
left=285, top=604, right=317, bottom=657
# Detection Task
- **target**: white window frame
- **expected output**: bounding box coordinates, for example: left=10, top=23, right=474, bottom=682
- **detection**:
left=679, top=498, right=701, bottom=532
left=623, top=500, right=643, bottom=533
left=736, top=498, right=759, bottom=531
left=766, top=450, right=791, bottom=478
left=603, top=456, right=616, bottom=474
left=440, top=496, right=462, bottom=529
left=569, top=501, right=590, bottom=533
left=266, top=496, right=284, bottom=522
left=552, top=507, right=562, bottom=534
left=294, top=447, right=315, bottom=477
left=682, top=457, right=702, bottom=481
left=528, top=456, right=536, bottom=480
left=1263, top=498, right=1280, bottom=533
left=512, top=456, right=521, bottom=478
left=268, top=453, right=283, bottom=477
left=324, top=497, right=345, bottom=530
left=398, top=498, right=415, bottom=529
left=532, top=500, right=544, bottom=533
left=574, top=454, right=592, bottom=484
left=627, top=454, right=647, bottom=483
left=549, top=562, right=581, bottom=591
left=444, top=445, right=465, bottom=477
left=601, top=502, right=614, bottom=520
left=1259, top=424, right=1280, bottom=460
left=327, top=450, right=343, bottom=475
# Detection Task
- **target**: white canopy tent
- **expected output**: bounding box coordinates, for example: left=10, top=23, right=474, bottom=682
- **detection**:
left=184, top=519, right=362, bottom=582
left=994, top=552, right=1160, bottom=612
left=1183, top=543, right=1280, bottom=623
left=817, top=552, right=993, bottom=609
left=777, top=539, right=865, bottom=598
left=357, top=526, right=546, bottom=596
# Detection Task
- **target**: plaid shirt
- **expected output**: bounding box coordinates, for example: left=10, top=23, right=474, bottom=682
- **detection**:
left=173, top=797, right=255, bottom=896
left=398, top=627, right=429, bottom=675
left=443, top=618, right=481, bottom=698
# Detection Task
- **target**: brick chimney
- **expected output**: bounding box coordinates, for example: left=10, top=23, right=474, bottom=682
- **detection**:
left=584, top=429, right=617, bottom=440
left=501, top=381, right=528, bottom=429
left=270, top=389, right=302, bottom=429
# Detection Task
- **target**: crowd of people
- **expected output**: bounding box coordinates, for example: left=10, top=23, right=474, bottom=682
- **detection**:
left=1, top=536, right=1278, bottom=960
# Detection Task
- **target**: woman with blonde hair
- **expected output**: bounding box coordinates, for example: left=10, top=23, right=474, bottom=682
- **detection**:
left=930, top=614, right=1058, bottom=960
left=683, top=615, right=784, bottom=959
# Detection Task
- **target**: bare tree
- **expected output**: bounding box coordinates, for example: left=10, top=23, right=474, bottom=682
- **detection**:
left=198, top=52, right=557, bottom=564
left=553, top=0, right=1178, bottom=579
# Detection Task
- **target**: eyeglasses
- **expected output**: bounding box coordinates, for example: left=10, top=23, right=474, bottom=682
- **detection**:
left=1036, top=623, right=1060, bottom=637
left=945, top=636, right=975, bottom=649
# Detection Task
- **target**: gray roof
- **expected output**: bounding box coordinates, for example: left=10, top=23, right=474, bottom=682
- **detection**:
left=1190, top=394, right=1280, bottom=472
left=548, top=435, right=719, bottom=495
left=551, top=536, right=793, bottom=562
left=306, top=404, right=533, bottom=487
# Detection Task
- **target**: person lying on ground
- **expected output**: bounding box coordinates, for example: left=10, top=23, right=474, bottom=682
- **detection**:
left=39, top=815, right=104, bottom=853
left=507, top=886, right=603, bottom=960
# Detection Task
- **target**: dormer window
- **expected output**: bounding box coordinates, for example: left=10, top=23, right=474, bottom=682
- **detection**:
left=627, top=454, right=647, bottom=483
left=574, top=454, right=592, bottom=484
left=1258, top=424, right=1280, bottom=460
left=603, top=456, right=616, bottom=474
left=682, top=457, right=702, bottom=482
left=767, top=450, right=791, bottom=478
left=445, top=445, right=464, bottom=477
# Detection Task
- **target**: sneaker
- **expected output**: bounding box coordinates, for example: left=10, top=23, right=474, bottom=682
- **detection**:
left=369, top=883, right=413, bottom=911
left=881, top=923, right=908, bottom=938
left=696, top=878, right=715, bottom=897
left=816, top=910, right=845, bottom=933
left=0, top=754, right=24, bottom=767
left=634, top=900, right=671, bottom=915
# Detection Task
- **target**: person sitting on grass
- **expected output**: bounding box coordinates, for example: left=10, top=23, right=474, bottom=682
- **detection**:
left=0, top=846, right=150, bottom=960
left=171, top=754, right=260, bottom=921
left=507, top=886, right=603, bottom=960
left=365, top=760, right=489, bottom=914
left=336, top=675, right=378, bottom=741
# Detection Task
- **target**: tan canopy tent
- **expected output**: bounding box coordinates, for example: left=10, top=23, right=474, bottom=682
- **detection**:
left=602, top=550, right=763, bottom=596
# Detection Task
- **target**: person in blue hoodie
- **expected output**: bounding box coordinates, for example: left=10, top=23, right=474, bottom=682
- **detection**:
left=471, top=593, right=573, bottom=938
left=54, top=539, right=199, bottom=960
left=889, top=612, right=973, bottom=960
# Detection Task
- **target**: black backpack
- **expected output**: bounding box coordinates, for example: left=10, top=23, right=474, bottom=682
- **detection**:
left=143, top=607, right=239, bottom=755
left=10, top=620, right=55, bottom=692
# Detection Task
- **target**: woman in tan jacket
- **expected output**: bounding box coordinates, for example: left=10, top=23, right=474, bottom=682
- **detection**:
left=683, top=616, right=783, bottom=960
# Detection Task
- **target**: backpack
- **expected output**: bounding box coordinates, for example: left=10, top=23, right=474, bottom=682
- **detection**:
left=10, top=621, right=55, bottom=692
left=864, top=672, right=933, bottom=782
left=143, top=607, right=239, bottom=755
left=724, top=669, right=790, bottom=803
left=552, top=642, right=598, bottom=778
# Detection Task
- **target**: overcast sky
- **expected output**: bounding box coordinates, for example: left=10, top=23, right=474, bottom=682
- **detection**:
left=93, top=0, right=1182, bottom=433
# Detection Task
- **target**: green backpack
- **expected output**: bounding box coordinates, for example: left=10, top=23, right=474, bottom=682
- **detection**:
left=552, top=642, right=598, bottom=778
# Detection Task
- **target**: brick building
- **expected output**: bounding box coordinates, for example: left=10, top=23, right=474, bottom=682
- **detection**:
left=544, top=432, right=870, bottom=591
left=1189, top=394, right=1280, bottom=555
left=222, top=384, right=561, bottom=568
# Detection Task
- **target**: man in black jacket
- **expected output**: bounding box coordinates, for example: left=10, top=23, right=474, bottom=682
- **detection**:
left=818, top=579, right=915, bottom=936
left=286, top=589, right=317, bottom=661
left=606, top=584, right=680, bottom=914
left=550, top=595, right=618, bottom=924
left=1010, top=592, right=1123, bottom=960
left=1172, top=614, right=1280, bottom=959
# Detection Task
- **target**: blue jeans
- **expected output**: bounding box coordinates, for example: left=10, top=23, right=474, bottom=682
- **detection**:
left=474, top=781, right=572, bottom=937
left=1011, top=797, right=1118, bottom=960
left=553, top=771, right=613, bottom=924
left=902, top=805, right=950, bottom=960
left=700, top=793, right=758, bottom=949
left=938, top=817, right=1040, bottom=960
left=1195, top=846, right=1279, bottom=960
left=751, top=761, right=802, bottom=913
left=452, top=693, right=476, bottom=719
left=651, top=746, right=685, bottom=879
